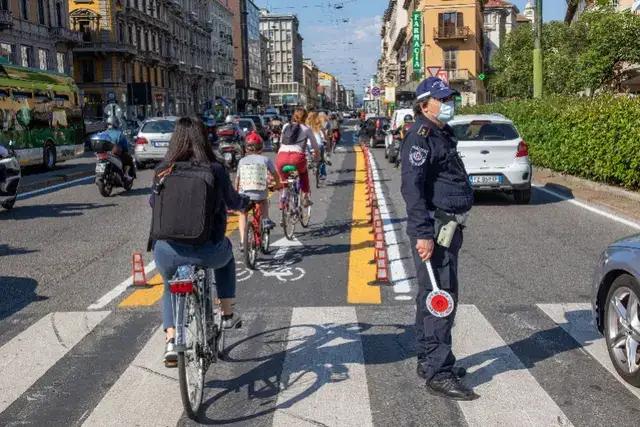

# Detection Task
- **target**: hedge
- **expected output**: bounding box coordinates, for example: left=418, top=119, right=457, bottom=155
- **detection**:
left=459, top=95, right=640, bottom=190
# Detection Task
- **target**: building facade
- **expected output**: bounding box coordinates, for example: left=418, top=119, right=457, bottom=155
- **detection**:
left=318, top=70, right=337, bottom=109
left=302, top=58, right=318, bottom=109
left=345, top=89, right=355, bottom=110
left=259, top=10, right=303, bottom=111
left=209, top=0, right=235, bottom=111
left=380, top=0, right=486, bottom=106
left=483, top=0, right=519, bottom=68
left=70, top=0, right=223, bottom=119
left=0, top=0, right=80, bottom=75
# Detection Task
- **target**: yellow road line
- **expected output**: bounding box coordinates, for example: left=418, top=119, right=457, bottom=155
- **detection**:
left=118, top=213, right=240, bottom=308
left=346, top=146, right=381, bottom=304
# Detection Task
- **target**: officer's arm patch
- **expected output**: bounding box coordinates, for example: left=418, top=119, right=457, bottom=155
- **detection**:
left=417, top=126, right=430, bottom=138
left=409, top=145, right=429, bottom=167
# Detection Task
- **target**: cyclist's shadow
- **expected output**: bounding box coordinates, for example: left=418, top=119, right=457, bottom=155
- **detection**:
left=195, top=321, right=413, bottom=425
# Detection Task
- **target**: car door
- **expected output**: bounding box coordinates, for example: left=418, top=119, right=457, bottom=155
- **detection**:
left=453, top=121, right=522, bottom=171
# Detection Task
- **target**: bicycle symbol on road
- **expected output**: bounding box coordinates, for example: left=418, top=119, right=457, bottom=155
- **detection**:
left=256, top=258, right=306, bottom=282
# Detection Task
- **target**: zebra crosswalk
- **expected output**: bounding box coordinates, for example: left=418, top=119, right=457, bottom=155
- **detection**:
left=0, top=303, right=638, bottom=426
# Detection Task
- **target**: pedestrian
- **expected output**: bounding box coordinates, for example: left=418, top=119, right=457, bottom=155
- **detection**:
left=400, top=77, right=478, bottom=400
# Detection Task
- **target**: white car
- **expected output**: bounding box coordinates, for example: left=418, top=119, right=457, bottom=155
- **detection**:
left=385, top=108, right=414, bottom=159
left=450, top=114, right=532, bottom=204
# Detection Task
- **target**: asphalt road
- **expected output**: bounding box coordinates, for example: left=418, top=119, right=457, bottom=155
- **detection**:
left=1, top=121, right=640, bottom=426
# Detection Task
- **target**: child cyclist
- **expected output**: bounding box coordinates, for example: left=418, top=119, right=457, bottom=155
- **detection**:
left=236, top=131, right=281, bottom=249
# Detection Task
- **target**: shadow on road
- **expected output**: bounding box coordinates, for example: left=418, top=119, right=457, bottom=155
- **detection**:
left=195, top=322, right=414, bottom=425
left=0, top=244, right=38, bottom=257
left=2, top=202, right=117, bottom=219
left=0, top=276, right=48, bottom=321
left=118, top=187, right=152, bottom=197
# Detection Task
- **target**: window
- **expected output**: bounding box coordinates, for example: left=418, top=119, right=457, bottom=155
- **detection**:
left=438, top=11, right=464, bottom=35
left=0, top=0, right=7, bottom=10
left=0, top=43, right=11, bottom=63
left=443, top=48, right=457, bottom=70
left=20, top=46, right=33, bottom=68
left=57, top=52, right=65, bottom=73
left=121, top=61, right=126, bottom=82
left=38, top=48, right=47, bottom=70
left=21, top=0, right=28, bottom=20
left=38, top=0, right=45, bottom=25
left=56, top=2, right=62, bottom=27
left=81, top=60, right=94, bottom=82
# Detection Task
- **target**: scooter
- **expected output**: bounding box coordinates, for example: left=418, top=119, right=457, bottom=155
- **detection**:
left=0, top=141, right=21, bottom=211
left=91, top=135, right=134, bottom=197
left=216, top=125, right=244, bottom=172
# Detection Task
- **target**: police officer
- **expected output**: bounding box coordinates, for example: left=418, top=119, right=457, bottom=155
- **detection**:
left=400, top=77, right=478, bottom=400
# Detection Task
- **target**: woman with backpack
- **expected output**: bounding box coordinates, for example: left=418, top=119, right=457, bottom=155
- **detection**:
left=149, top=117, right=249, bottom=366
left=275, top=107, right=320, bottom=207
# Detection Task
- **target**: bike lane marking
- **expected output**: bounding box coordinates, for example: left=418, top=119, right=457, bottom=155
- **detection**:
left=117, top=214, right=241, bottom=308
left=346, top=145, right=381, bottom=304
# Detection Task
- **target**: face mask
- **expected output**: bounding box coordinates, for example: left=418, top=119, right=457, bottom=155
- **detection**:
left=437, top=101, right=455, bottom=123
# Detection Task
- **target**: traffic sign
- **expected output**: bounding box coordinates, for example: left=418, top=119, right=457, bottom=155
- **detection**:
left=427, top=66, right=441, bottom=77
left=371, top=86, right=381, bottom=97
left=436, top=70, right=449, bottom=85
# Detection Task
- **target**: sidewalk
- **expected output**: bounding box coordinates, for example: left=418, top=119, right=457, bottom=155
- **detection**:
left=533, top=167, right=640, bottom=223
left=19, top=154, right=95, bottom=193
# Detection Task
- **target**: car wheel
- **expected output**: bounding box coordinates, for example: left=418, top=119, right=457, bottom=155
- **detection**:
left=604, top=274, right=640, bottom=387
left=513, top=189, right=531, bottom=204
left=43, top=143, right=57, bottom=171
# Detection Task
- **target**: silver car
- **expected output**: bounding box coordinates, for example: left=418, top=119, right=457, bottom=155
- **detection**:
left=592, top=234, right=640, bottom=386
left=133, top=116, right=178, bottom=169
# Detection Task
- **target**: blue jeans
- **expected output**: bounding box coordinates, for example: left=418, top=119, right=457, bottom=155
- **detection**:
left=154, top=238, right=236, bottom=330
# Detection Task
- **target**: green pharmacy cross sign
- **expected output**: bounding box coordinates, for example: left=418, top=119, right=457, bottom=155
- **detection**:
left=412, top=11, right=422, bottom=73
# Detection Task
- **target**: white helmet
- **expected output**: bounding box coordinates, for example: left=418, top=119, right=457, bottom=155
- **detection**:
left=225, top=115, right=235, bottom=124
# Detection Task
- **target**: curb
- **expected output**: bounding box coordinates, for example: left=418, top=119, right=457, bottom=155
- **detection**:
left=18, top=169, right=95, bottom=194
left=533, top=166, right=640, bottom=203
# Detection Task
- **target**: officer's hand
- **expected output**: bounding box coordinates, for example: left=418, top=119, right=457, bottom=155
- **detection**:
left=416, top=239, right=435, bottom=261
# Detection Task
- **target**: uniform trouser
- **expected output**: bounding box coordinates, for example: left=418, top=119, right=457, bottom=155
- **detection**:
left=410, top=227, right=463, bottom=381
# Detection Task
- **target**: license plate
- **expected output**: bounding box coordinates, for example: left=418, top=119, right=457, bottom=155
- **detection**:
left=223, top=152, right=232, bottom=161
left=95, top=163, right=106, bottom=173
left=470, top=175, right=503, bottom=186
left=153, top=141, right=169, bottom=147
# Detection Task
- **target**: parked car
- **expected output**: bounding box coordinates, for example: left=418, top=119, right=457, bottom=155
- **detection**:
left=241, top=115, right=269, bottom=140
left=592, top=234, right=640, bottom=387
left=385, top=108, right=414, bottom=159
left=449, top=114, right=532, bottom=204
left=133, top=116, right=178, bottom=169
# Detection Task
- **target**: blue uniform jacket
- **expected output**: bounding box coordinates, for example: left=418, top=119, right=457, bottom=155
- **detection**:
left=400, top=114, right=473, bottom=240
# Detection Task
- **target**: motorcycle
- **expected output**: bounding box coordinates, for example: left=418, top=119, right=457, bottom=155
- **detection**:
left=91, top=135, right=134, bottom=197
left=216, top=125, right=244, bottom=172
left=270, top=127, right=281, bottom=152
left=0, top=141, right=21, bottom=211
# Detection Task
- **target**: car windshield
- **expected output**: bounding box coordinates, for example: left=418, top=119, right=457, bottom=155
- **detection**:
left=239, top=120, right=254, bottom=129
left=141, top=120, right=176, bottom=134
left=243, top=116, right=261, bottom=126
left=451, top=122, right=519, bottom=141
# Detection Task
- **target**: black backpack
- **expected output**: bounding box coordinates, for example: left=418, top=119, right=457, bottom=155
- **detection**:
left=281, top=123, right=302, bottom=145
left=149, top=162, right=217, bottom=247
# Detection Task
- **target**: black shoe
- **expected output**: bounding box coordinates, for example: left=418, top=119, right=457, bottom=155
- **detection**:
left=427, top=375, right=479, bottom=401
left=417, top=364, right=466, bottom=379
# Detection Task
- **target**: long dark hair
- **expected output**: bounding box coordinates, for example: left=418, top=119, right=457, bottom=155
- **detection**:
left=164, top=117, right=216, bottom=165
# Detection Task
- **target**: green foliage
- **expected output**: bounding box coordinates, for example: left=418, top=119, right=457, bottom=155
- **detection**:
left=488, top=10, right=640, bottom=98
left=460, top=95, right=640, bottom=189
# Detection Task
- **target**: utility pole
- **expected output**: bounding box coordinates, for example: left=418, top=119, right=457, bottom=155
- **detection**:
left=533, top=0, right=543, bottom=98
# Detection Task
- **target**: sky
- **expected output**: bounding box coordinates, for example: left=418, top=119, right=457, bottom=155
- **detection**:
left=254, top=1, right=568, bottom=96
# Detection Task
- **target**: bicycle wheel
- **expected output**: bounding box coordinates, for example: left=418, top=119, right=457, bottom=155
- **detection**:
left=282, top=202, right=296, bottom=240
left=178, top=293, right=205, bottom=419
left=261, top=228, right=271, bottom=254
left=244, top=220, right=257, bottom=269
left=300, top=199, right=311, bottom=228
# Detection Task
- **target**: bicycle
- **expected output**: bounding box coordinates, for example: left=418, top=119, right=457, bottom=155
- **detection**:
left=243, top=201, right=271, bottom=269
left=279, top=165, right=311, bottom=240
left=307, top=152, right=325, bottom=189
left=169, top=265, right=227, bottom=419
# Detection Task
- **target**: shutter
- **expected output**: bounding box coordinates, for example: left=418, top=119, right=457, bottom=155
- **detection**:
left=457, top=12, right=464, bottom=29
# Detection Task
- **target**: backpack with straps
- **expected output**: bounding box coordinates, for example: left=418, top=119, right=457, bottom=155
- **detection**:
left=149, top=162, right=217, bottom=246
left=281, top=123, right=303, bottom=145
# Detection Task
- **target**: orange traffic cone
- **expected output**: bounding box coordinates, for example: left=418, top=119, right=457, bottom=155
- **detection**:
left=132, top=252, right=147, bottom=286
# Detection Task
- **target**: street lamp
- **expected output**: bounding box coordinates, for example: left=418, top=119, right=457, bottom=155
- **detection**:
left=533, top=0, right=543, bottom=98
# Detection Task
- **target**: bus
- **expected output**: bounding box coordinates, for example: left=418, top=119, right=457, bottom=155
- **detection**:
left=0, top=63, right=84, bottom=170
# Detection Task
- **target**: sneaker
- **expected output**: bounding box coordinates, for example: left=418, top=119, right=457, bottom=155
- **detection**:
left=427, top=375, right=479, bottom=401
left=164, top=338, right=178, bottom=367
left=222, top=313, right=243, bottom=329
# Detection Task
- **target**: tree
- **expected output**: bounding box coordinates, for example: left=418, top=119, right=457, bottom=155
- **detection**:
left=487, top=24, right=534, bottom=98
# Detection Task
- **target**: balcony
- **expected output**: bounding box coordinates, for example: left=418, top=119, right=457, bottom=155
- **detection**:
left=75, top=41, right=137, bottom=56
left=433, top=26, right=471, bottom=41
left=49, top=27, right=83, bottom=45
left=142, top=50, right=161, bottom=64
left=0, top=9, right=12, bottom=30
left=191, top=65, right=204, bottom=75
left=446, top=69, right=470, bottom=82
left=204, top=20, right=213, bottom=33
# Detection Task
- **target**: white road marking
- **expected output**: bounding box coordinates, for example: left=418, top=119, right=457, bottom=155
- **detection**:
left=365, top=149, right=412, bottom=298
left=0, top=311, right=109, bottom=413
left=18, top=175, right=95, bottom=199
left=538, top=303, right=640, bottom=400
left=534, top=185, right=640, bottom=231
left=256, top=237, right=306, bottom=282
left=82, top=327, right=182, bottom=427
left=272, top=306, right=374, bottom=427
left=87, top=261, right=156, bottom=310
left=454, top=305, right=573, bottom=426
